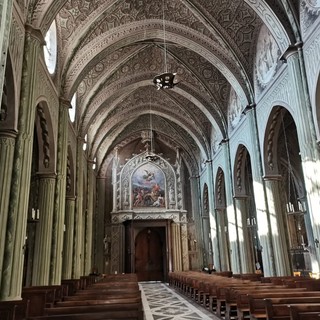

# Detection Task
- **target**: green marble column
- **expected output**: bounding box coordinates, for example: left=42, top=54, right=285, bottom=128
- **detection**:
left=50, top=98, right=69, bottom=284
left=62, top=196, right=76, bottom=279
left=0, top=25, right=43, bottom=300
left=0, top=0, right=14, bottom=104
left=32, top=174, right=56, bottom=285
left=73, top=138, right=84, bottom=278
left=264, top=175, right=291, bottom=276
left=0, top=130, right=16, bottom=289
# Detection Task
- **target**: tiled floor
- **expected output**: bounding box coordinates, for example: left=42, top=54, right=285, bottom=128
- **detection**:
left=139, top=282, right=219, bottom=320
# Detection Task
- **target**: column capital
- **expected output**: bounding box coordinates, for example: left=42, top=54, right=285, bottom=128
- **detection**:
left=59, top=97, right=71, bottom=109
left=0, top=129, right=18, bottom=139
left=263, top=174, right=282, bottom=181
left=280, top=42, right=303, bottom=63
left=25, top=24, right=45, bottom=45
left=66, top=196, right=76, bottom=201
left=37, top=172, right=57, bottom=180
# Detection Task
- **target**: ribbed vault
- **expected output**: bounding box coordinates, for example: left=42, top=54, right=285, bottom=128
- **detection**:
left=24, top=0, right=298, bottom=176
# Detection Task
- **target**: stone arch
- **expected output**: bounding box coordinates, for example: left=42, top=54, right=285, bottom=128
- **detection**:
left=314, top=73, right=320, bottom=140
left=35, top=101, right=56, bottom=173
left=0, top=53, right=16, bottom=129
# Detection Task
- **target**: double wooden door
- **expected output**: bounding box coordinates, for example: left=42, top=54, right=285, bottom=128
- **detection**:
left=135, top=227, right=164, bottom=282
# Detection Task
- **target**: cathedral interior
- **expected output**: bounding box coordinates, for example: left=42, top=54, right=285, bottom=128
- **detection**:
left=2, top=0, right=320, bottom=302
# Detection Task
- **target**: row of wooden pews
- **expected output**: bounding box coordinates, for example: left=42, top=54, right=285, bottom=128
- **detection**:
left=0, top=274, right=143, bottom=320
left=169, top=271, right=320, bottom=320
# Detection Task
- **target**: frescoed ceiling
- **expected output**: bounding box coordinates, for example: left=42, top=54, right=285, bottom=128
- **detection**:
left=25, top=0, right=299, bottom=175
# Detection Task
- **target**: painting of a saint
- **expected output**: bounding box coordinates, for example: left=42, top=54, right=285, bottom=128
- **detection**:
left=132, top=163, right=166, bottom=208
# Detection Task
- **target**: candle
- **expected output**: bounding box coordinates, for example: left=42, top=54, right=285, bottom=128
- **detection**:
left=32, top=208, right=35, bottom=220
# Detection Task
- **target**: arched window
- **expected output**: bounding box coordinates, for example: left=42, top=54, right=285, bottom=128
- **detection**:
left=44, top=20, right=57, bottom=74
left=69, top=93, right=76, bottom=123
left=83, top=134, right=87, bottom=151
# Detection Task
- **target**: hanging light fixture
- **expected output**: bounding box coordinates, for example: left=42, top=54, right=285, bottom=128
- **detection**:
left=153, top=0, right=177, bottom=90
left=145, top=98, right=159, bottom=161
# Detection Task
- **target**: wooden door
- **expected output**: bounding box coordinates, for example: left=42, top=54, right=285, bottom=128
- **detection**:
left=135, top=228, right=164, bottom=282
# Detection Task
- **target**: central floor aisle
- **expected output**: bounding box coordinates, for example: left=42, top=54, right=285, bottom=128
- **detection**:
left=139, top=282, right=219, bottom=320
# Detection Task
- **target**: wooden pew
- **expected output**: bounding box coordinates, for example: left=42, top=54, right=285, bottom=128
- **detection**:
left=237, top=289, right=317, bottom=320
left=248, top=291, right=320, bottom=320
left=265, top=297, right=320, bottom=320
left=0, top=300, right=30, bottom=320
left=289, top=304, right=320, bottom=320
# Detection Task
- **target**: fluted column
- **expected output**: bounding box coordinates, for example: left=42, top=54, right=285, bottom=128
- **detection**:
left=0, top=131, right=16, bottom=289
left=216, top=208, right=230, bottom=271
left=181, top=222, right=189, bottom=270
left=283, top=45, right=320, bottom=271
left=32, top=174, right=56, bottom=285
left=84, top=162, right=95, bottom=275
left=50, top=98, right=69, bottom=284
left=234, top=196, right=254, bottom=273
left=0, top=26, right=43, bottom=300
left=0, top=0, right=14, bottom=104
left=62, top=196, right=75, bottom=279
left=264, top=175, right=291, bottom=275
left=95, top=177, right=106, bottom=274
left=73, top=138, right=84, bottom=278
left=171, top=223, right=182, bottom=271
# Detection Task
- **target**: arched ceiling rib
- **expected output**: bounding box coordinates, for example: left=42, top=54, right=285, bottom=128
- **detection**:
left=27, top=0, right=297, bottom=176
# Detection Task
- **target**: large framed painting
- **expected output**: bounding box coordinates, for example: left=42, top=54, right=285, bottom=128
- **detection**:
left=132, top=163, right=166, bottom=208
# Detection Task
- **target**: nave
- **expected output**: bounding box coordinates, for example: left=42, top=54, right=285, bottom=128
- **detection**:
left=140, top=282, right=215, bottom=320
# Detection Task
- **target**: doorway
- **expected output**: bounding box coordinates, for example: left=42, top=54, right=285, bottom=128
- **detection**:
left=135, top=227, right=165, bottom=281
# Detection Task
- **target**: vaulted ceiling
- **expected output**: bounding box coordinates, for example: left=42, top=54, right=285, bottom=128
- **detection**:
left=28, top=0, right=298, bottom=176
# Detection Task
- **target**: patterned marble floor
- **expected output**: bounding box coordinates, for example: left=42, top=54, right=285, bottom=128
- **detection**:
left=139, top=282, right=219, bottom=320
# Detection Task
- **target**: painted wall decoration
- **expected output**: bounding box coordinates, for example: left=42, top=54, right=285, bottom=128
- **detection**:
left=256, top=24, right=281, bottom=90
left=228, top=88, right=243, bottom=132
left=132, top=163, right=166, bottom=208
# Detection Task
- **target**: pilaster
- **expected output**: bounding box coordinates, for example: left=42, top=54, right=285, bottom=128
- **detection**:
left=32, top=174, right=56, bottom=285
left=264, top=175, right=292, bottom=275
left=0, top=130, right=16, bottom=289
left=171, top=223, right=182, bottom=271
left=50, top=98, right=69, bottom=284
left=62, top=196, right=76, bottom=280
left=0, top=26, right=44, bottom=300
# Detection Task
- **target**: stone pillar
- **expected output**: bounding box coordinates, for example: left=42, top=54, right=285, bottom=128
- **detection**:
left=50, top=98, right=69, bottom=284
left=84, top=162, right=95, bottom=275
left=73, top=138, right=84, bottom=278
left=32, top=174, right=56, bottom=285
left=216, top=208, right=230, bottom=271
left=0, top=130, right=16, bottom=289
left=189, top=176, right=203, bottom=269
left=205, top=160, right=218, bottom=268
left=180, top=221, right=189, bottom=270
left=0, top=26, right=43, bottom=300
left=171, top=223, right=182, bottom=271
left=111, top=223, right=124, bottom=274
left=264, top=175, right=291, bottom=275
left=234, top=196, right=254, bottom=273
left=95, top=177, right=106, bottom=274
left=283, top=45, right=320, bottom=272
left=246, top=106, right=276, bottom=276
left=62, top=196, right=76, bottom=279
left=221, top=141, right=241, bottom=273
left=0, top=0, right=14, bottom=104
